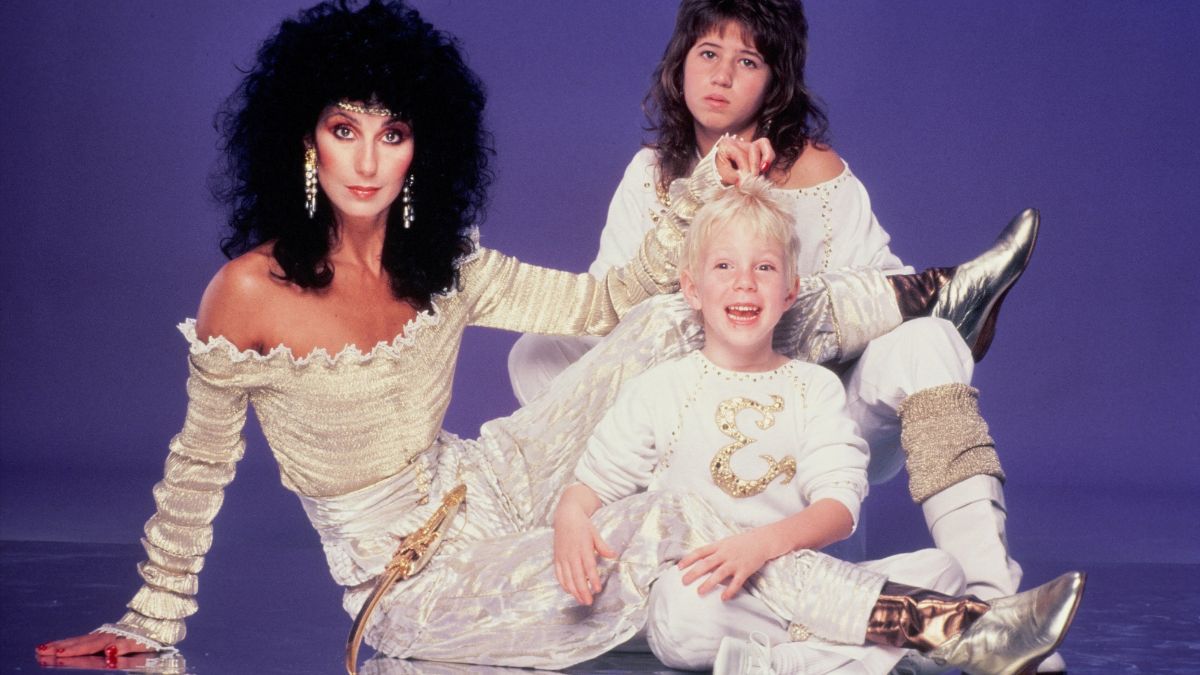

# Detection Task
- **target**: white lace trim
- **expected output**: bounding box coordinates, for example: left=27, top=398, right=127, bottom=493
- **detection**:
left=178, top=230, right=483, bottom=368
left=91, top=624, right=177, bottom=653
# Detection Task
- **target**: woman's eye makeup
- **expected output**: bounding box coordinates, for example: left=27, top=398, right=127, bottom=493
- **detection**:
left=382, top=127, right=409, bottom=144
left=325, top=121, right=409, bottom=144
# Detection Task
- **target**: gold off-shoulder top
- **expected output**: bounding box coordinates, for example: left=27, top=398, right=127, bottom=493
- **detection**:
left=105, top=150, right=726, bottom=647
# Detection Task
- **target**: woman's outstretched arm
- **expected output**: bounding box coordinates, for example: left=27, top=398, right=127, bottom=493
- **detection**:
left=38, top=266, right=262, bottom=657
left=466, top=144, right=738, bottom=336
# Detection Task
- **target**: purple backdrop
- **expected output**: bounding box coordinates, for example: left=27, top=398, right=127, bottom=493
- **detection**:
left=1, top=1, right=1197, bottom=565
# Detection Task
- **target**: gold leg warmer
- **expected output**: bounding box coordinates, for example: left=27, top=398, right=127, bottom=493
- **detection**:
left=898, top=383, right=1005, bottom=503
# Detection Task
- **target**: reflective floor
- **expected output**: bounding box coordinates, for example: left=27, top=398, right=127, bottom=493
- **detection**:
left=3, top=540, right=1197, bottom=674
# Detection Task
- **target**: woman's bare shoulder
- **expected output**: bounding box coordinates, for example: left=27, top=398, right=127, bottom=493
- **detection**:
left=776, top=143, right=845, bottom=189
left=195, top=243, right=281, bottom=347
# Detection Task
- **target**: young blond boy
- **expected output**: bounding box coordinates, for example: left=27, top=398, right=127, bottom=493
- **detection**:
left=552, top=179, right=1082, bottom=674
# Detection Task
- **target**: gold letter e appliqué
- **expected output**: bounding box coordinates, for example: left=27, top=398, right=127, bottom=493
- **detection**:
left=710, top=395, right=796, bottom=498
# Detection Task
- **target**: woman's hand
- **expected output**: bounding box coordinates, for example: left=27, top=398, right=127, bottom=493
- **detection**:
left=678, top=527, right=786, bottom=601
left=36, top=646, right=182, bottom=673
left=37, top=633, right=155, bottom=659
left=715, top=135, right=777, bottom=186
left=553, top=506, right=616, bottom=606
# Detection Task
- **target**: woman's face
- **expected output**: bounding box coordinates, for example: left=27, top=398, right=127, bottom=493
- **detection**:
left=312, top=103, right=414, bottom=225
left=682, top=22, right=772, bottom=145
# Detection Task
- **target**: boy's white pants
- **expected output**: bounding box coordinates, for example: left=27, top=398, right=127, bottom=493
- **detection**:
left=646, top=549, right=964, bottom=674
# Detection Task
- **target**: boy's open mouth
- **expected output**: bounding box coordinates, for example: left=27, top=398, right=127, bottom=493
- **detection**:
left=725, top=304, right=761, bottom=321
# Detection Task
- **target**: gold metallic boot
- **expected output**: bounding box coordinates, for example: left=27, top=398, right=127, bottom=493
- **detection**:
left=867, top=582, right=989, bottom=652
left=930, top=208, right=1039, bottom=361
left=867, top=572, right=1085, bottom=675
left=927, top=572, right=1086, bottom=675
left=886, top=208, right=1039, bottom=361
left=887, top=267, right=952, bottom=320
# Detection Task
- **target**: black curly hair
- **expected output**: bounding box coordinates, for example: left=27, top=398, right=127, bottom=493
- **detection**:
left=646, top=0, right=829, bottom=192
left=213, top=0, right=492, bottom=309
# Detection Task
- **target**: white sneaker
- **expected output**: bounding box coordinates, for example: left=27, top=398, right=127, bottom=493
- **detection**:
left=713, top=632, right=776, bottom=675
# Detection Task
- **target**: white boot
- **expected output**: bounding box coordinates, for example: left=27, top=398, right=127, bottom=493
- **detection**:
left=921, top=476, right=1067, bottom=673
left=923, top=476, right=1021, bottom=599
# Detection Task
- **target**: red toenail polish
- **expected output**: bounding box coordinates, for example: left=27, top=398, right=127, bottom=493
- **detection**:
left=37, top=644, right=48, bottom=651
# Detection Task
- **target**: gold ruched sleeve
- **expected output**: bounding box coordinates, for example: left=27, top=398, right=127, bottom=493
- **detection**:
left=661, top=140, right=726, bottom=226
left=109, top=353, right=250, bottom=647
left=465, top=148, right=724, bottom=335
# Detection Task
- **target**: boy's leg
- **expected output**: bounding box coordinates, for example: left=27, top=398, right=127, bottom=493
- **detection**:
left=647, top=549, right=965, bottom=673
left=645, top=566, right=792, bottom=671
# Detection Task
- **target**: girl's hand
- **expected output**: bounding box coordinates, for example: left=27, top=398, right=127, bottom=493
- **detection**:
left=715, top=136, right=777, bottom=186
left=553, top=508, right=616, bottom=606
left=678, top=528, right=783, bottom=601
left=37, top=633, right=155, bottom=659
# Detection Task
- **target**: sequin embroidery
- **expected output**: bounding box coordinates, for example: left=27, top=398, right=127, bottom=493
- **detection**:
left=710, top=395, right=796, bottom=498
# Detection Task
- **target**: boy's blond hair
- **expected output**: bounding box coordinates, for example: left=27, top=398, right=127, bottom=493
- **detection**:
left=681, top=175, right=800, bottom=282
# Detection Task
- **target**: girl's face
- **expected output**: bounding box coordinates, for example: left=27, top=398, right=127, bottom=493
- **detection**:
left=682, top=22, right=772, bottom=147
left=311, top=103, right=414, bottom=226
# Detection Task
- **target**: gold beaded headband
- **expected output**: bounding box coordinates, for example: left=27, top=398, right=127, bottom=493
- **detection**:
left=335, top=99, right=396, bottom=118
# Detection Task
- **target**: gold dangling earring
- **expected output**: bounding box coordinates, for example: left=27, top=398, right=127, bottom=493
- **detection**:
left=401, top=173, right=415, bottom=229
left=304, top=145, right=318, bottom=219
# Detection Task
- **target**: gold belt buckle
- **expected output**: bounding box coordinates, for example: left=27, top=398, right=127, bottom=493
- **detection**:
left=345, top=484, right=466, bottom=674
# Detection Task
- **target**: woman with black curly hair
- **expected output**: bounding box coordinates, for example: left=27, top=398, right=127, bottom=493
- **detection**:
left=36, top=0, right=705, bottom=665
left=38, top=1, right=1078, bottom=672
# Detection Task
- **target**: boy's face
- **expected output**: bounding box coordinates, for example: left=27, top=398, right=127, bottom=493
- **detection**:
left=681, top=224, right=797, bottom=367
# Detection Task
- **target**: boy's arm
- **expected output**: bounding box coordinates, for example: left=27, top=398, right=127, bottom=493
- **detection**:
left=753, top=497, right=855, bottom=556
left=792, top=367, right=871, bottom=531
left=572, top=371, right=662, bottom=505
left=678, top=498, right=853, bottom=601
